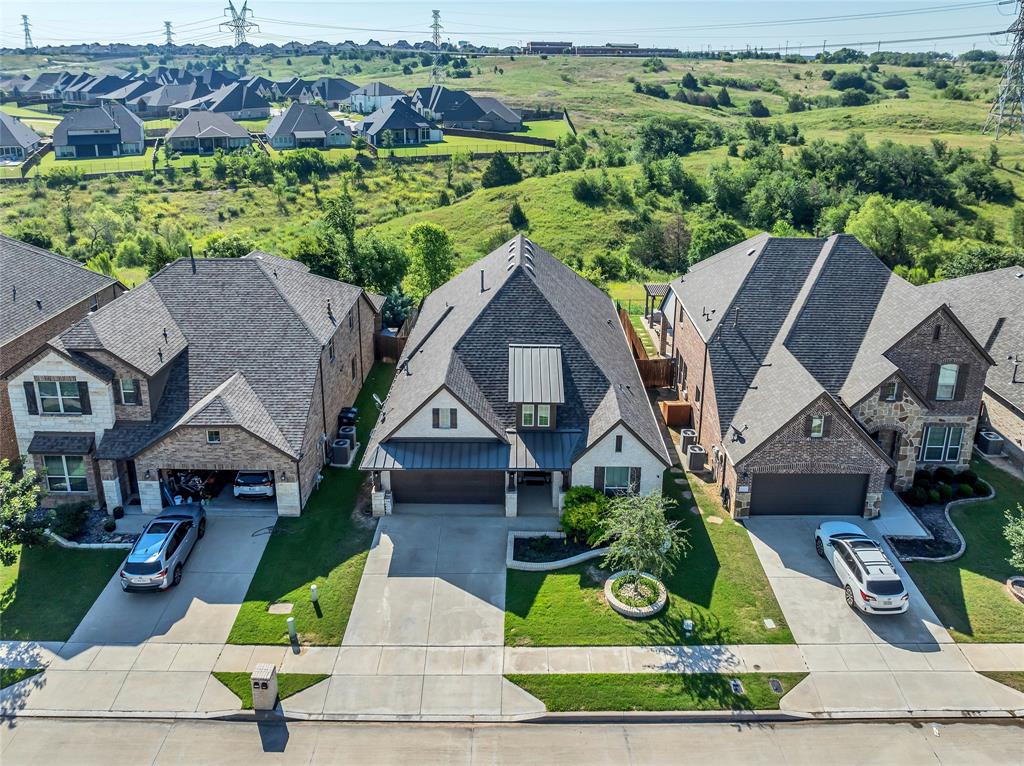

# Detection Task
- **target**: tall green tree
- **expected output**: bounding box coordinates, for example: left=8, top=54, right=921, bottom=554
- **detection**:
left=846, top=194, right=935, bottom=267
left=0, top=459, right=46, bottom=566
left=352, top=234, right=409, bottom=295
left=403, top=222, right=456, bottom=302
left=480, top=151, right=522, bottom=188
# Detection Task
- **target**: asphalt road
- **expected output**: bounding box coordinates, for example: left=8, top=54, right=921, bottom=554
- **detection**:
left=2, top=718, right=1023, bottom=765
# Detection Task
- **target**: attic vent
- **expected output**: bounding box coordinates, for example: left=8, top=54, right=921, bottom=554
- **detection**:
left=11, top=286, right=14, bottom=301
left=162, top=328, right=168, bottom=342
left=35, top=299, right=42, bottom=310
left=1016, top=272, right=1024, bottom=279
left=507, top=242, right=516, bottom=253
left=522, top=241, right=534, bottom=256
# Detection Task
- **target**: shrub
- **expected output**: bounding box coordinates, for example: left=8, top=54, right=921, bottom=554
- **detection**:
left=934, top=466, right=956, bottom=484
left=927, top=489, right=941, bottom=504
left=882, top=74, right=908, bottom=90
left=508, top=199, right=528, bottom=230
left=957, top=483, right=975, bottom=499
left=748, top=99, right=770, bottom=117
left=959, top=469, right=979, bottom=486
left=830, top=71, right=867, bottom=91
left=480, top=151, right=523, bottom=188
left=913, top=469, right=933, bottom=489
left=561, top=486, right=609, bottom=546
left=937, top=483, right=954, bottom=501
left=902, top=486, right=928, bottom=507
left=821, top=69, right=836, bottom=81
left=1004, top=503, right=1024, bottom=570
left=571, top=175, right=605, bottom=204
left=102, top=517, right=117, bottom=533
left=840, top=89, right=870, bottom=107
left=50, top=501, right=91, bottom=540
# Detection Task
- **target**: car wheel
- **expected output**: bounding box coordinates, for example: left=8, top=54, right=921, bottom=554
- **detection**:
left=172, top=564, right=183, bottom=587
left=815, top=537, right=825, bottom=558
left=844, top=585, right=856, bottom=609
left=197, top=519, right=206, bottom=539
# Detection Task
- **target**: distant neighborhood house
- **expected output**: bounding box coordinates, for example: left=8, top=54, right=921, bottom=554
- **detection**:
left=360, top=97, right=441, bottom=147
left=348, top=81, right=405, bottom=114
left=265, top=102, right=351, bottom=150
left=0, top=112, right=43, bottom=161
left=412, top=85, right=523, bottom=132
left=53, top=103, right=145, bottom=159
left=168, top=82, right=271, bottom=121
left=165, top=111, right=252, bottom=154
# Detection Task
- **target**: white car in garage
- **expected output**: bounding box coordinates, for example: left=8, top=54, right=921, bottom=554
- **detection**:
left=814, top=521, right=910, bottom=614
left=233, top=470, right=275, bottom=499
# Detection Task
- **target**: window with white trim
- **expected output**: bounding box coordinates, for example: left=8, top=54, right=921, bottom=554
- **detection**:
left=437, top=408, right=455, bottom=429
left=207, top=430, right=221, bottom=444
left=44, top=455, right=88, bottom=493
left=536, top=404, right=551, bottom=427
left=604, top=466, right=630, bottom=492
left=328, top=338, right=336, bottom=362
left=521, top=405, right=535, bottom=428
left=38, top=381, right=82, bottom=414
left=881, top=380, right=899, bottom=401
left=809, top=415, right=825, bottom=438
left=119, top=379, right=139, bottom=405
left=920, top=425, right=964, bottom=462
left=935, top=364, right=958, bottom=401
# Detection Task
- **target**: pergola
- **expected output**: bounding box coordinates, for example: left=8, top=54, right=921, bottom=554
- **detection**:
left=642, top=283, right=670, bottom=326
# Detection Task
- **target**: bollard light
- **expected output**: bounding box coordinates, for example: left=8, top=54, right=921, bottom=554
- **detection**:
left=310, top=584, right=319, bottom=603
left=287, top=616, right=297, bottom=642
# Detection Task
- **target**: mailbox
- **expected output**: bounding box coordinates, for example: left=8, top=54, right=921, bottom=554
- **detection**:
left=250, top=663, right=278, bottom=710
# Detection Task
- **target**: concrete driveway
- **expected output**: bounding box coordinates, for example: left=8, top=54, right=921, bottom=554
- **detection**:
left=745, top=515, right=951, bottom=648
left=66, top=513, right=275, bottom=646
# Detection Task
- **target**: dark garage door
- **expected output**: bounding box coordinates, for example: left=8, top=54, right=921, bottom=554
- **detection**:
left=749, top=473, right=868, bottom=516
left=390, top=470, right=505, bottom=505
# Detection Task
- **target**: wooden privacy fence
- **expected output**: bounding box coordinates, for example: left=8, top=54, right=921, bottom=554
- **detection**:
left=374, top=333, right=407, bottom=362
left=618, top=306, right=676, bottom=388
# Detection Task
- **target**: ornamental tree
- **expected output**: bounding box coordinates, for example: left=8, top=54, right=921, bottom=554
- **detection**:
left=599, top=492, right=688, bottom=585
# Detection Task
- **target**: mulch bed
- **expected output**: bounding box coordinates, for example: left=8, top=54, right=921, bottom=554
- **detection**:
left=513, top=535, right=599, bottom=563
left=888, top=502, right=964, bottom=560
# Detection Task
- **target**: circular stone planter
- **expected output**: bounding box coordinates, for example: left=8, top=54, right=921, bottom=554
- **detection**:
left=604, top=570, right=668, bottom=619
left=1007, top=576, right=1024, bottom=605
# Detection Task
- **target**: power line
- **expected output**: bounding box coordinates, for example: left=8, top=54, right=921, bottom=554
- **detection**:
left=164, top=21, right=174, bottom=48
left=220, top=0, right=259, bottom=46
left=21, top=14, right=33, bottom=50
left=986, top=0, right=1024, bottom=137
left=430, top=10, right=444, bottom=85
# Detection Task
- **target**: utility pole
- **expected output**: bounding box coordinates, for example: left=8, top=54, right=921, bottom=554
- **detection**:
left=430, top=9, right=444, bottom=85
left=986, top=0, right=1024, bottom=138
left=22, top=15, right=34, bottom=51
left=164, top=21, right=174, bottom=48
left=220, top=0, right=259, bottom=47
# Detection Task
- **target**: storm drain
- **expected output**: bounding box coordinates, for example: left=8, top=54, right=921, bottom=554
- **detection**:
left=730, top=678, right=745, bottom=695
left=768, top=678, right=784, bottom=695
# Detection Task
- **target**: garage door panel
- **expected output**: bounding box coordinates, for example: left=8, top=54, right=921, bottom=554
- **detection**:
left=750, top=473, right=868, bottom=516
left=391, top=470, right=505, bottom=504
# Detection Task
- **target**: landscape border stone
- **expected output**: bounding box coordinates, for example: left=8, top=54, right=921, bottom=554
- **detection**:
left=604, top=570, right=668, bottom=618
left=886, top=478, right=994, bottom=563
left=44, top=529, right=133, bottom=550
left=506, top=530, right=609, bottom=571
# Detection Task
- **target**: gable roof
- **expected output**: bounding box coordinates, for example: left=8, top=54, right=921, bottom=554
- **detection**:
left=130, top=82, right=211, bottom=108
left=265, top=102, right=350, bottom=141
left=0, top=112, right=42, bottom=150
left=361, top=97, right=437, bottom=136
left=311, top=76, right=357, bottom=101
left=0, top=235, right=120, bottom=353
left=362, top=236, right=669, bottom=469
left=166, top=110, right=250, bottom=141
left=52, top=103, right=144, bottom=145
left=170, top=81, right=269, bottom=114
left=471, top=96, right=521, bottom=124
left=351, top=81, right=404, bottom=97
left=919, top=267, right=1024, bottom=417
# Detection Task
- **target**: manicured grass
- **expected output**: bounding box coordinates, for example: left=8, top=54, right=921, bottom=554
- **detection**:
left=980, top=671, right=1024, bottom=694
left=506, top=672, right=807, bottom=712
left=1, top=667, right=43, bottom=689
left=906, top=460, right=1024, bottom=643
left=379, top=133, right=550, bottom=158
left=518, top=119, right=572, bottom=141
left=629, top=313, right=658, bottom=357
left=0, top=102, right=59, bottom=121
left=226, top=363, right=396, bottom=645
left=212, top=672, right=328, bottom=709
left=504, top=470, right=793, bottom=646
left=0, top=543, right=124, bottom=641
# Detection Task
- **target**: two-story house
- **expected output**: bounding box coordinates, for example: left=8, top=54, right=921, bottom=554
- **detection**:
left=347, top=82, right=405, bottom=114
left=1, top=236, right=124, bottom=461
left=6, top=252, right=383, bottom=516
left=359, top=98, right=442, bottom=147
left=52, top=103, right=145, bottom=160
left=659, top=234, right=992, bottom=518
left=361, top=235, right=670, bottom=516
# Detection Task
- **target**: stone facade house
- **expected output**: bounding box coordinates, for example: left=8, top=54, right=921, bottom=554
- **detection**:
left=359, top=98, right=441, bottom=147
left=167, top=82, right=270, bottom=120
left=165, top=111, right=252, bottom=154
left=0, top=236, right=124, bottom=461
left=660, top=234, right=992, bottom=519
left=6, top=252, right=382, bottom=516
left=361, top=236, right=670, bottom=517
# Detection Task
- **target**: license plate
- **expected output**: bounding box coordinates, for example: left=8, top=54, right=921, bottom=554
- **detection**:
left=133, top=577, right=150, bottom=584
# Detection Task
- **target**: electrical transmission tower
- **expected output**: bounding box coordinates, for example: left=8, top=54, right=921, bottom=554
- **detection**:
left=220, top=1, right=259, bottom=47
left=430, top=9, right=444, bottom=85
left=985, top=0, right=1024, bottom=138
left=21, top=15, right=34, bottom=51
left=164, top=21, right=174, bottom=48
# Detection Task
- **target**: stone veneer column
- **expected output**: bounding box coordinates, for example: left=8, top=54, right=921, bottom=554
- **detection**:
left=98, top=459, right=123, bottom=511
left=276, top=481, right=301, bottom=516
left=139, top=480, right=162, bottom=514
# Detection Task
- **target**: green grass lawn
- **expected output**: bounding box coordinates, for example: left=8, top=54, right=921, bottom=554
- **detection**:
left=629, top=313, right=658, bottom=357
left=906, top=460, right=1024, bottom=643
left=0, top=102, right=60, bottom=121
left=1, top=668, right=44, bottom=689
left=507, top=672, right=807, bottom=712
left=380, top=133, right=551, bottom=158
left=980, top=671, right=1024, bottom=694
left=0, top=543, right=124, bottom=641
left=504, top=469, right=793, bottom=646
left=212, top=672, right=328, bottom=709
left=226, top=363, right=395, bottom=646
left=518, top=120, right=572, bottom=141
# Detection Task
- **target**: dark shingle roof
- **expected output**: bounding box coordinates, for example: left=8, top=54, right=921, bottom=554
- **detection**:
left=351, top=81, right=404, bottom=97
left=264, top=102, right=350, bottom=141
left=362, top=236, right=669, bottom=469
left=52, top=103, right=144, bottom=146
left=171, top=82, right=269, bottom=114
left=919, top=267, right=1024, bottom=417
left=0, top=112, right=42, bottom=150
left=0, top=235, right=119, bottom=351
left=361, top=97, right=436, bottom=137
left=166, top=111, right=250, bottom=141
left=311, top=76, right=357, bottom=102
left=27, top=431, right=95, bottom=455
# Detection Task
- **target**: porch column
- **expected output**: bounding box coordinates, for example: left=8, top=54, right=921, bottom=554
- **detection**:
left=505, top=471, right=517, bottom=517
left=98, top=459, right=123, bottom=512
left=139, top=479, right=162, bottom=514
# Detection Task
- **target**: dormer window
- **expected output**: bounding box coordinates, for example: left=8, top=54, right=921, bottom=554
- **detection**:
left=508, top=343, right=564, bottom=431
left=537, top=404, right=551, bottom=427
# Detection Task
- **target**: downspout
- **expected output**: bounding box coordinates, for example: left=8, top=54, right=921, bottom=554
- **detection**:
left=696, top=339, right=709, bottom=445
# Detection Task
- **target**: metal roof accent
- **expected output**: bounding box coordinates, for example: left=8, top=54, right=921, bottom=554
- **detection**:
left=508, top=344, right=565, bottom=404
left=362, top=430, right=581, bottom=471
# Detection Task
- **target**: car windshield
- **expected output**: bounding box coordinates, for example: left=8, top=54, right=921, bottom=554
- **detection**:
left=867, top=579, right=905, bottom=596
left=236, top=472, right=270, bottom=484
left=123, top=560, right=162, bottom=575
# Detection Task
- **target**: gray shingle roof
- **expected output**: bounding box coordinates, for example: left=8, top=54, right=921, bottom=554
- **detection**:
left=0, top=235, right=119, bottom=352
left=171, top=82, right=269, bottom=114
left=351, top=81, right=404, bottom=97
left=362, top=236, right=669, bottom=470
left=52, top=103, right=144, bottom=146
left=59, top=254, right=375, bottom=460
left=166, top=111, right=249, bottom=141
left=130, top=83, right=211, bottom=108
left=0, top=112, right=42, bottom=150
left=361, top=98, right=437, bottom=137
left=471, top=96, right=521, bottom=125
left=264, top=102, right=350, bottom=141
left=27, top=431, right=95, bottom=455
left=919, top=267, right=1024, bottom=417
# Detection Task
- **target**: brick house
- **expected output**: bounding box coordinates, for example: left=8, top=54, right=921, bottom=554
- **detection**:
left=361, top=235, right=669, bottom=517
left=0, top=235, right=124, bottom=461
left=6, top=252, right=382, bottom=516
left=659, top=234, right=992, bottom=518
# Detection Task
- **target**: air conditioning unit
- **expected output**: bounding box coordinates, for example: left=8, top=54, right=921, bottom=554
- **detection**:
left=976, top=430, right=1004, bottom=456
left=338, top=425, right=357, bottom=443
left=680, top=429, right=697, bottom=452
left=330, top=438, right=352, bottom=467
left=337, top=407, right=358, bottom=430
left=685, top=444, right=707, bottom=472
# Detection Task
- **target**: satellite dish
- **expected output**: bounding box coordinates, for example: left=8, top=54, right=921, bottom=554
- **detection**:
left=372, top=393, right=384, bottom=410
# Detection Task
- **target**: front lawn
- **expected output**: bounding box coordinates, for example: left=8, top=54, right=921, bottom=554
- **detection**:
left=906, top=459, right=1024, bottom=643
left=0, top=543, right=124, bottom=641
left=1, top=668, right=43, bottom=689
left=212, top=672, right=328, bottom=709
left=506, top=672, right=807, bottom=712
left=980, top=671, right=1024, bottom=694
left=505, top=470, right=793, bottom=646
left=226, top=363, right=395, bottom=645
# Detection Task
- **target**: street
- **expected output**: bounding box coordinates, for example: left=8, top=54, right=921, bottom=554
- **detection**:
left=2, top=717, right=1022, bottom=765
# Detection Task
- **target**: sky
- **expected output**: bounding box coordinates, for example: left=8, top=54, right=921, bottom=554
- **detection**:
left=2, top=1, right=1017, bottom=54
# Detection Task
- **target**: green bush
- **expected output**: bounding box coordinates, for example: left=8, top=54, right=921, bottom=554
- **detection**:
left=956, top=483, right=975, bottom=499
left=49, top=501, right=91, bottom=540
left=560, top=486, right=609, bottom=546
left=102, top=517, right=117, bottom=533
left=934, top=466, right=956, bottom=484
left=927, top=488, right=941, bottom=504
left=902, top=486, right=928, bottom=507
left=959, top=469, right=979, bottom=486
left=913, top=469, right=933, bottom=489
left=937, top=482, right=954, bottom=501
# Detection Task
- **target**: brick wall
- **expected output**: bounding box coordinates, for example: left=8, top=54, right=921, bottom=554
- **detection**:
left=0, top=283, right=122, bottom=459
left=850, top=375, right=925, bottom=490
left=85, top=349, right=155, bottom=422
left=982, top=393, right=1024, bottom=460
left=672, top=305, right=723, bottom=456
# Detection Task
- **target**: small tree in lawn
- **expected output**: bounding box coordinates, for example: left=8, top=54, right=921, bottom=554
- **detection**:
left=0, top=459, right=46, bottom=566
left=403, top=221, right=456, bottom=302
left=508, top=199, right=528, bottom=230
left=1004, top=503, right=1024, bottom=571
left=600, top=492, right=687, bottom=587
